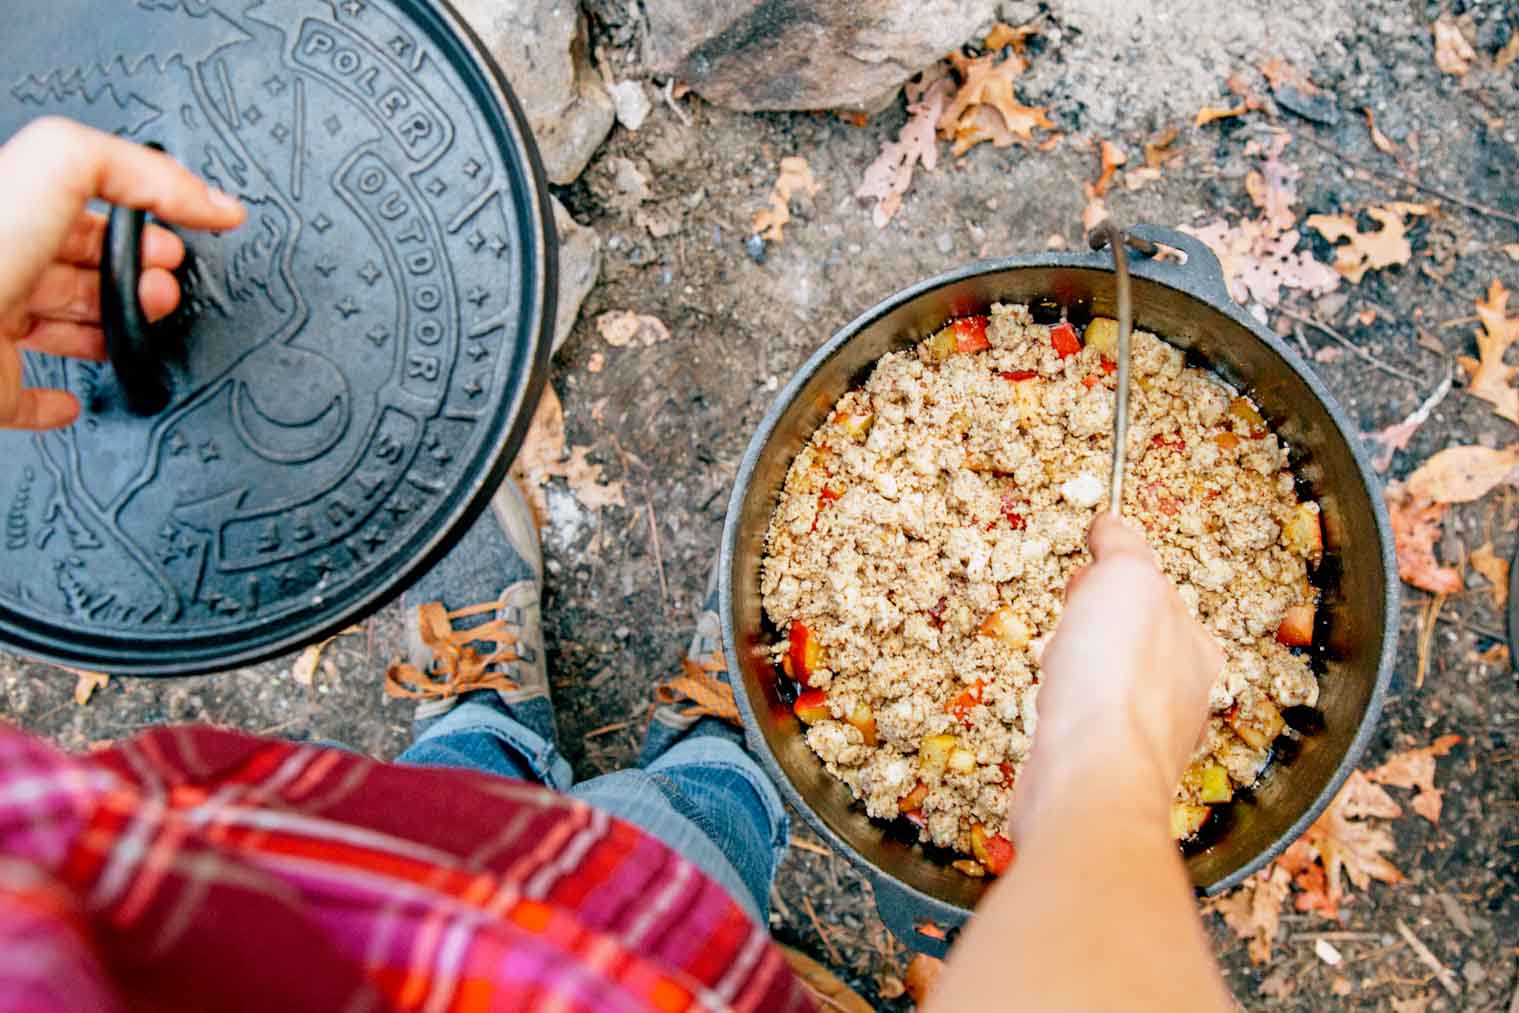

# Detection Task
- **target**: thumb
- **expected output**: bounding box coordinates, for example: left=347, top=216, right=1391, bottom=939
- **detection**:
left=1087, top=513, right=1157, bottom=565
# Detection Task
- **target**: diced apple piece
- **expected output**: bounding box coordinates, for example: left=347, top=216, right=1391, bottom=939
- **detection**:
left=1170, top=802, right=1210, bottom=840
left=1282, top=502, right=1323, bottom=561
left=1199, top=764, right=1233, bottom=804
left=904, top=810, right=928, bottom=829
left=787, top=620, right=821, bottom=686
left=1276, top=603, right=1315, bottom=647
left=899, top=781, right=930, bottom=813
left=1050, top=321, right=1082, bottom=358
left=978, top=607, right=1031, bottom=649
left=1228, top=396, right=1266, bottom=434
left=1001, top=369, right=1039, bottom=382
left=1008, top=378, right=1043, bottom=422
left=924, top=327, right=958, bottom=363
left=1213, top=431, right=1240, bottom=450
left=971, top=823, right=1017, bottom=875
left=919, top=734, right=958, bottom=778
left=1230, top=699, right=1285, bottom=750
left=953, top=315, right=991, bottom=353
left=1084, top=317, right=1119, bottom=358
left=793, top=690, right=830, bottom=724
left=847, top=702, right=878, bottom=747
left=836, top=409, right=873, bottom=438
left=948, top=747, right=977, bottom=774
left=952, top=858, right=988, bottom=877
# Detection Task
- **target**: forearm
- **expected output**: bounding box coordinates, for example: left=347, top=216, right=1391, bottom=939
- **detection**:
left=926, top=774, right=1232, bottom=1012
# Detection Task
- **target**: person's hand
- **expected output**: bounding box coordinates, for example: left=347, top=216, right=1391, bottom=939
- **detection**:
left=1014, top=513, right=1224, bottom=834
left=0, top=117, right=245, bottom=430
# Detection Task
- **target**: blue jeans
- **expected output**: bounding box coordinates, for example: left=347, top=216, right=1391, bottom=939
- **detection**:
left=396, top=699, right=788, bottom=922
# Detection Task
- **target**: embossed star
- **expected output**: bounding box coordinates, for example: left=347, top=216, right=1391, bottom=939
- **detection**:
left=270, top=123, right=290, bottom=143
left=466, top=343, right=488, bottom=361
left=467, top=231, right=486, bottom=252
left=311, top=213, right=333, bottom=234
left=463, top=377, right=484, bottom=398
left=424, top=433, right=452, bottom=464
left=243, top=104, right=262, bottom=125
left=323, top=114, right=342, bottom=137
left=365, top=325, right=389, bottom=346
left=167, top=431, right=188, bottom=456
left=488, top=235, right=508, bottom=258
left=198, top=440, right=220, bottom=463
left=425, top=178, right=447, bottom=197
left=315, top=555, right=337, bottom=579
left=462, top=158, right=482, bottom=179
left=358, top=261, right=383, bottom=286
left=315, top=257, right=338, bottom=277
left=465, top=286, right=489, bottom=307
left=385, top=497, right=415, bottom=520
left=273, top=565, right=296, bottom=587
left=388, top=35, right=411, bottom=58
left=340, top=0, right=364, bottom=14
left=362, top=528, right=386, bottom=550
left=264, top=76, right=286, bottom=97
left=335, top=296, right=359, bottom=319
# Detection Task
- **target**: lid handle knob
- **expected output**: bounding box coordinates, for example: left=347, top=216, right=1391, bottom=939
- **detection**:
left=99, top=142, right=173, bottom=416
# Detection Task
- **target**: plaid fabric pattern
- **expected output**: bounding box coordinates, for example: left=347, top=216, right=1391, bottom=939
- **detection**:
left=0, top=725, right=811, bottom=1013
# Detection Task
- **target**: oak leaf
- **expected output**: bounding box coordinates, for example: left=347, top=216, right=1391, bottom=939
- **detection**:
left=1088, top=139, right=1127, bottom=198
left=938, top=51, right=1052, bottom=156
left=1432, top=16, right=1476, bottom=76
left=1244, top=134, right=1300, bottom=234
left=1468, top=542, right=1508, bottom=609
left=984, top=21, right=1037, bottom=52
left=753, top=156, right=821, bottom=242
left=595, top=310, right=671, bottom=347
left=1306, top=204, right=1429, bottom=284
left=1210, top=863, right=1293, bottom=964
left=1385, top=484, right=1462, bottom=594
left=71, top=669, right=110, bottom=706
left=1405, top=443, right=1519, bottom=503
left=291, top=625, right=362, bottom=687
left=511, top=384, right=625, bottom=528
left=1183, top=220, right=1339, bottom=311
left=1277, top=770, right=1403, bottom=920
left=1366, top=735, right=1461, bottom=824
left=856, top=69, right=951, bottom=228
left=1459, top=279, right=1519, bottom=423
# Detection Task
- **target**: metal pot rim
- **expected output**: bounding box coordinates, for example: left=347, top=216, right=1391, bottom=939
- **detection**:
left=720, top=236, right=1398, bottom=923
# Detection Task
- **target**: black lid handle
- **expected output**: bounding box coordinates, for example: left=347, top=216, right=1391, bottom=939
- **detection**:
left=99, top=142, right=173, bottom=415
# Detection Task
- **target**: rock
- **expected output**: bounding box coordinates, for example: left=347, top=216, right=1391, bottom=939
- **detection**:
left=643, top=0, right=998, bottom=111
left=450, top=0, right=613, bottom=184
left=551, top=197, right=601, bottom=354
left=608, top=80, right=653, bottom=131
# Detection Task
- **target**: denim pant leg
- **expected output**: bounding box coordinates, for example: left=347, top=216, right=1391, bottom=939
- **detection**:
left=570, top=737, right=789, bottom=923
left=396, top=700, right=788, bottom=922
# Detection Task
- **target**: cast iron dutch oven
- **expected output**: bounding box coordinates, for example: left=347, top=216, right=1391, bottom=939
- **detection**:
left=0, top=0, right=554, bottom=675
left=721, top=225, right=1399, bottom=956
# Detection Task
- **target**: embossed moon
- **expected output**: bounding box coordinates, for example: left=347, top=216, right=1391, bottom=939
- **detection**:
left=230, top=347, right=350, bottom=463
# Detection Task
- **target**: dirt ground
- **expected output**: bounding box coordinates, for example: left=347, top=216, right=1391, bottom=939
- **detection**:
left=3, top=0, right=1517, bottom=1009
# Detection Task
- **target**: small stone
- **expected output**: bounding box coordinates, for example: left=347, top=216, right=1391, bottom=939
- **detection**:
left=935, top=232, right=954, bottom=254
left=745, top=234, right=767, bottom=263
left=608, top=80, right=653, bottom=131
left=1462, top=961, right=1487, bottom=985
left=550, top=197, right=601, bottom=354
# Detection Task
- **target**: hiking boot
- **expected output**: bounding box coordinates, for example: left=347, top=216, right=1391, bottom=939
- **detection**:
left=393, top=479, right=556, bottom=748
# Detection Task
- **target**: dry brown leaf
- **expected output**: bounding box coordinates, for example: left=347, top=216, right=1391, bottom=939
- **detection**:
left=984, top=21, right=1036, bottom=52
left=1503, top=243, right=1519, bottom=261
left=510, top=385, right=625, bottom=528
left=1459, top=279, right=1519, bottom=423
left=1306, top=204, right=1429, bottom=284
left=1362, top=108, right=1397, bottom=155
left=938, top=51, right=1052, bottom=156
left=1277, top=770, right=1403, bottom=920
left=1406, top=443, right=1519, bottom=503
left=595, top=310, right=671, bottom=348
left=1433, top=15, right=1476, bottom=76
left=1362, top=367, right=1452, bottom=472
left=1210, top=863, right=1293, bottom=964
left=1195, top=103, right=1246, bottom=127
left=1144, top=125, right=1181, bottom=169
left=1089, top=139, right=1127, bottom=198
left=1468, top=542, right=1509, bottom=609
left=1243, top=134, right=1300, bottom=234
left=904, top=954, right=943, bottom=1005
left=856, top=68, right=951, bottom=228
left=292, top=625, right=363, bottom=687
left=1389, top=993, right=1436, bottom=1013
left=1259, top=57, right=1318, bottom=95
left=72, top=669, right=110, bottom=706
left=753, top=156, right=821, bottom=242
left=1081, top=195, right=1109, bottom=232
left=1497, top=32, right=1519, bottom=70
left=1367, top=735, right=1461, bottom=824
left=1479, top=641, right=1510, bottom=666
left=1183, top=220, right=1339, bottom=310
left=1386, top=484, right=1463, bottom=594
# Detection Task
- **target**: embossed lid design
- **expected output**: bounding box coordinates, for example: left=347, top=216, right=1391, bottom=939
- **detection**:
left=0, top=0, right=555, bottom=675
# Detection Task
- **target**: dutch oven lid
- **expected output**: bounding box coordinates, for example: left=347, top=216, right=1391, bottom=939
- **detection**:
left=0, top=0, right=555, bottom=676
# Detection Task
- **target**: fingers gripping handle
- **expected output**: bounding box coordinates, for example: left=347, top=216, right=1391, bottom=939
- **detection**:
left=100, top=142, right=172, bottom=416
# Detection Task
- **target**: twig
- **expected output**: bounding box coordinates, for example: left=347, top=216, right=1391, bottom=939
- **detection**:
left=769, top=885, right=794, bottom=923
left=801, top=893, right=844, bottom=967
left=660, top=78, right=692, bottom=127
left=1440, top=315, right=1479, bottom=330
left=1292, top=129, right=1519, bottom=231
left=1395, top=919, right=1461, bottom=997
left=1416, top=592, right=1447, bottom=689
left=584, top=719, right=633, bottom=739
left=1276, top=307, right=1423, bottom=384
left=1433, top=611, right=1505, bottom=642
left=645, top=499, right=669, bottom=613
left=1288, top=322, right=1314, bottom=361
left=1290, top=931, right=1385, bottom=942
left=790, top=835, right=833, bottom=857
